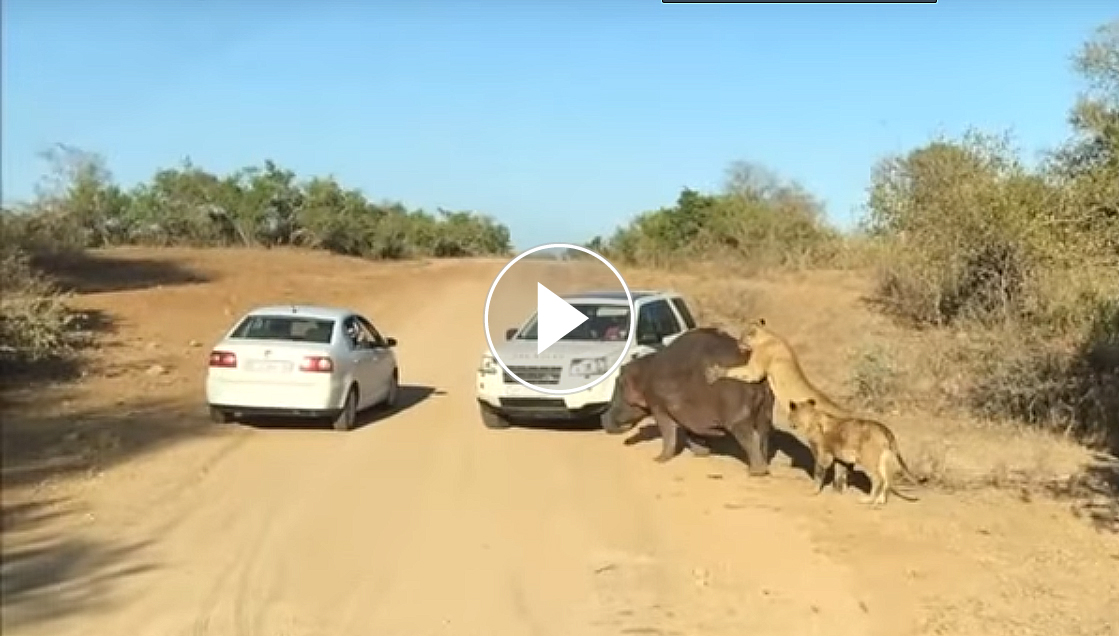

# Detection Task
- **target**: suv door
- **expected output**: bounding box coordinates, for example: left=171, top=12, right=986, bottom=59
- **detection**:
left=635, top=299, right=684, bottom=353
left=650, top=298, right=685, bottom=345
left=669, top=296, right=697, bottom=331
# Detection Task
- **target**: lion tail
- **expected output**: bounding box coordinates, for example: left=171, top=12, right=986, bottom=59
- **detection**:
left=889, top=484, right=920, bottom=502
left=879, top=449, right=919, bottom=502
left=890, top=443, right=927, bottom=487
left=872, top=448, right=919, bottom=502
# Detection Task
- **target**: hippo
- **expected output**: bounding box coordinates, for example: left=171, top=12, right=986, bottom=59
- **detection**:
left=603, top=327, right=776, bottom=476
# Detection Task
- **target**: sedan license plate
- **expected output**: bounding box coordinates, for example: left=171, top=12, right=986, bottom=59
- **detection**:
left=248, top=360, right=291, bottom=373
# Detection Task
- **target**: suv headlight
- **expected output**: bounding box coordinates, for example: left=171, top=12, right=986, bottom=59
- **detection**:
left=570, top=356, right=609, bottom=378
left=479, top=354, right=499, bottom=375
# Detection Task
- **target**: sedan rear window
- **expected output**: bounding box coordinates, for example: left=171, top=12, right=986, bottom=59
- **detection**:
left=229, top=316, right=335, bottom=344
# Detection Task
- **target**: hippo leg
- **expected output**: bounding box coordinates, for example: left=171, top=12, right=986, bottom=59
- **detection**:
left=685, top=432, right=711, bottom=457
left=729, top=424, right=770, bottom=477
left=758, top=421, right=773, bottom=463
left=651, top=407, right=681, bottom=463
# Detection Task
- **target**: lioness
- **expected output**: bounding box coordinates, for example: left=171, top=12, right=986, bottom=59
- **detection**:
left=787, top=397, right=924, bottom=507
left=703, top=318, right=849, bottom=426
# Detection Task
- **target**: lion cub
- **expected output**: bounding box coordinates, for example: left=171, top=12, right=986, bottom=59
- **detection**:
left=787, top=397, right=924, bottom=507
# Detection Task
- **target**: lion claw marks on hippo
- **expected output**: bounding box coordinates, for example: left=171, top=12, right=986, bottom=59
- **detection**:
left=602, top=327, right=776, bottom=476
left=702, top=364, right=728, bottom=385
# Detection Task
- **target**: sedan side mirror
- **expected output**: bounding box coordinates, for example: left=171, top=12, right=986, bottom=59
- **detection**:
left=385, top=337, right=397, bottom=348
left=504, top=327, right=518, bottom=341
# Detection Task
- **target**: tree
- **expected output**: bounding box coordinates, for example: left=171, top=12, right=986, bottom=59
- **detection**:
left=31, top=144, right=132, bottom=247
left=1053, top=20, right=1119, bottom=258
left=1061, top=20, right=1119, bottom=176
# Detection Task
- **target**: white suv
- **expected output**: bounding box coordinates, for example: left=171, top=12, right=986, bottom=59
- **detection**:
left=475, top=290, right=699, bottom=429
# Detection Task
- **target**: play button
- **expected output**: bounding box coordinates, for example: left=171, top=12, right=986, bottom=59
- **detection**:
left=535, top=282, right=590, bottom=354
left=483, top=242, right=636, bottom=396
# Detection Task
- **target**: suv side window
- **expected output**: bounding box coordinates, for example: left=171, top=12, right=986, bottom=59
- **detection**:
left=636, top=305, right=657, bottom=343
left=649, top=299, right=683, bottom=336
left=637, top=299, right=682, bottom=344
left=670, top=297, right=697, bottom=330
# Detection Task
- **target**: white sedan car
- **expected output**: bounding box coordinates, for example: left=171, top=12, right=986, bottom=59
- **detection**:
left=205, top=304, right=400, bottom=431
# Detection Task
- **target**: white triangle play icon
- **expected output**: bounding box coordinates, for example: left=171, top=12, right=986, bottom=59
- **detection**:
left=536, top=283, right=589, bottom=354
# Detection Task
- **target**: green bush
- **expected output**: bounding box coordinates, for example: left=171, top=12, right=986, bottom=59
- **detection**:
left=6, top=150, right=513, bottom=260
left=597, top=162, right=844, bottom=271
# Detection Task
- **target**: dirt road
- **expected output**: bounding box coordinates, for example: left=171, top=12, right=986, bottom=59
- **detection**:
left=3, top=249, right=1116, bottom=636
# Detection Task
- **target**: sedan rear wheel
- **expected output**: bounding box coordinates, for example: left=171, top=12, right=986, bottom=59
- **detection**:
left=333, top=386, right=358, bottom=431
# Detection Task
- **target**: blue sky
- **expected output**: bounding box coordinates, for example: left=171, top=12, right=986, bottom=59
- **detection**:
left=2, top=2, right=1114, bottom=249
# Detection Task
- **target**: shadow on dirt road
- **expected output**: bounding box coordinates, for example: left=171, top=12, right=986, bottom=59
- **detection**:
left=1054, top=451, right=1119, bottom=533
left=1, top=398, right=218, bottom=490
left=506, top=417, right=605, bottom=432
left=233, top=384, right=444, bottom=431
left=1, top=498, right=157, bottom=633
left=31, top=251, right=211, bottom=294
left=618, top=422, right=877, bottom=493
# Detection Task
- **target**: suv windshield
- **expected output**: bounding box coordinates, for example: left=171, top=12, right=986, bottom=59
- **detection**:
left=230, top=315, right=335, bottom=344
left=517, top=304, right=631, bottom=342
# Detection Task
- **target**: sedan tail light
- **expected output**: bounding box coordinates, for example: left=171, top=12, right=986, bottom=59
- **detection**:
left=209, top=350, right=238, bottom=368
left=299, top=356, right=334, bottom=373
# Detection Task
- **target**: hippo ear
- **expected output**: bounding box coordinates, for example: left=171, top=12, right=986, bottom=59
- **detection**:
left=807, top=398, right=816, bottom=407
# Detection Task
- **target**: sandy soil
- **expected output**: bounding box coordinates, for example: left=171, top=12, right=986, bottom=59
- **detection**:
left=2, top=247, right=1117, bottom=636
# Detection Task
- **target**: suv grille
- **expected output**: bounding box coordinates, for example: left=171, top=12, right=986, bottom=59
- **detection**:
left=504, top=365, right=563, bottom=385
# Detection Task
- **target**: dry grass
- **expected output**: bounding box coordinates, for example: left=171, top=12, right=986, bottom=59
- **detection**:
left=0, top=246, right=88, bottom=376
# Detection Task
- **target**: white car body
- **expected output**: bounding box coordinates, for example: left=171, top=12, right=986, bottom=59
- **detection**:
left=475, top=290, right=699, bottom=428
left=205, top=304, right=399, bottom=431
